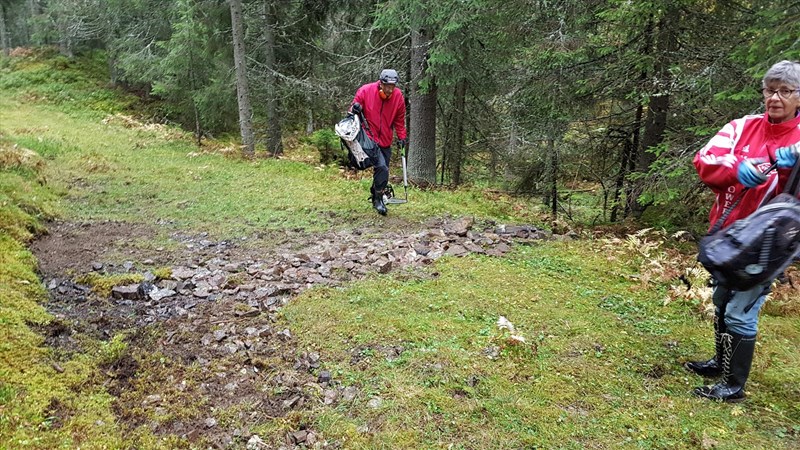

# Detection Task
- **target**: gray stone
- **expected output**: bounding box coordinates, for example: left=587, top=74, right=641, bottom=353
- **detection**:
left=171, top=267, right=195, bottom=280
left=246, top=435, right=265, bottom=450
left=149, top=288, right=176, bottom=302
left=290, top=430, right=308, bottom=443
left=445, top=244, right=468, bottom=256
left=341, top=386, right=358, bottom=402
left=323, top=389, right=338, bottom=405
left=111, top=285, right=140, bottom=300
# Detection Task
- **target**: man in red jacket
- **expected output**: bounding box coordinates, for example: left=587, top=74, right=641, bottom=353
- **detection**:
left=351, top=69, right=408, bottom=215
left=689, top=60, right=800, bottom=402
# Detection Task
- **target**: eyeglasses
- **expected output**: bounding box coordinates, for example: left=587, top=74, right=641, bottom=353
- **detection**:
left=762, top=88, right=799, bottom=99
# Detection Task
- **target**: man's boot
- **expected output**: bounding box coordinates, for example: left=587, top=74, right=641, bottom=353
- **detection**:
left=372, top=188, right=387, bottom=216
left=693, top=332, right=756, bottom=402
left=684, top=315, right=724, bottom=377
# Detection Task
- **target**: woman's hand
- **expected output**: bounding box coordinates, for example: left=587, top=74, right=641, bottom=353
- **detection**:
left=737, top=159, right=768, bottom=188
left=776, top=145, right=799, bottom=168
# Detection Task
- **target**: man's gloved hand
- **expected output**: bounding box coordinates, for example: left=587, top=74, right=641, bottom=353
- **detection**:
left=776, top=144, right=799, bottom=168
left=351, top=102, right=362, bottom=114
left=397, top=138, right=406, bottom=149
left=737, top=159, right=768, bottom=188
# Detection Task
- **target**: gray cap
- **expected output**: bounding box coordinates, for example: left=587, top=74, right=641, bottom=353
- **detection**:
left=380, top=69, right=399, bottom=84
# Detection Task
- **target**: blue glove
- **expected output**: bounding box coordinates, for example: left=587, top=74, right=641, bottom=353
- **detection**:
left=351, top=102, right=362, bottom=115
left=397, top=138, right=407, bottom=149
left=776, top=145, right=799, bottom=168
left=737, top=159, right=767, bottom=188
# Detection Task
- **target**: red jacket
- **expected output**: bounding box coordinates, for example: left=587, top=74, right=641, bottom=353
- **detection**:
left=693, top=113, right=800, bottom=230
left=353, top=81, right=407, bottom=148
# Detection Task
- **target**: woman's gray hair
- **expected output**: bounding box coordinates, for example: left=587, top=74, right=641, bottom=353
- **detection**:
left=762, top=60, right=800, bottom=87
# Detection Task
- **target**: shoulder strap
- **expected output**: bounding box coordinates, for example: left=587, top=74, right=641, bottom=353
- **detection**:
left=707, top=193, right=745, bottom=235
left=706, top=161, right=779, bottom=235
left=783, top=157, right=800, bottom=196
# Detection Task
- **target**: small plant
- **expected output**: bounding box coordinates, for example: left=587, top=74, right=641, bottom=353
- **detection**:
left=99, top=333, right=129, bottom=365
left=0, top=383, right=16, bottom=405
left=152, top=267, right=172, bottom=280
left=307, top=129, right=344, bottom=165
left=491, top=316, right=537, bottom=360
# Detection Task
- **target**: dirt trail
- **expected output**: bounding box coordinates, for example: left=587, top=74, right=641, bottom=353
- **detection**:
left=31, top=217, right=551, bottom=448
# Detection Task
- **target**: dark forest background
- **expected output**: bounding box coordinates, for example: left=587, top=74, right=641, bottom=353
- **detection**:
left=2, top=0, right=799, bottom=229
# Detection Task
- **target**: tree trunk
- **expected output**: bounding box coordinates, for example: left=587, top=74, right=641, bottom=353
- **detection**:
left=450, top=76, right=467, bottom=186
left=58, top=24, right=72, bottom=57
left=610, top=134, right=633, bottom=223
left=408, top=26, right=437, bottom=186
left=0, top=4, right=9, bottom=56
left=547, top=138, right=558, bottom=219
left=229, top=0, right=255, bottom=157
left=193, top=101, right=202, bottom=147
left=628, top=14, right=676, bottom=218
left=621, top=102, right=644, bottom=219
left=262, top=1, right=282, bottom=156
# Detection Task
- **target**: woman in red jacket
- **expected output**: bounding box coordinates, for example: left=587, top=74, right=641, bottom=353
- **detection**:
left=689, top=60, right=800, bottom=402
left=351, top=69, right=408, bottom=215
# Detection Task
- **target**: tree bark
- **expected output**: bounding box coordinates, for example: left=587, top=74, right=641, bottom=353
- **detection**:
left=262, top=1, right=282, bottom=156
left=229, top=0, right=255, bottom=156
left=450, top=76, right=467, bottom=186
left=408, top=26, right=437, bottom=186
left=0, top=3, right=9, bottom=56
left=610, top=133, right=633, bottom=223
left=628, top=14, right=676, bottom=218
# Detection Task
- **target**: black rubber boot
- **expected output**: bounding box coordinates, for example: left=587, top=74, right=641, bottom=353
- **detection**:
left=371, top=188, right=387, bottom=216
left=684, top=315, right=724, bottom=377
left=693, top=332, right=756, bottom=403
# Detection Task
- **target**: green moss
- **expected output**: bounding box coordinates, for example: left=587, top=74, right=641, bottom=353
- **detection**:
left=75, top=272, right=145, bottom=298
left=99, top=334, right=129, bottom=365
left=281, top=243, right=800, bottom=449
left=152, top=267, right=172, bottom=280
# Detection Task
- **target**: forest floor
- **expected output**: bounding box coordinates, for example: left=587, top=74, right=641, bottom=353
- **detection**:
left=30, top=216, right=551, bottom=448
left=2, top=52, right=800, bottom=450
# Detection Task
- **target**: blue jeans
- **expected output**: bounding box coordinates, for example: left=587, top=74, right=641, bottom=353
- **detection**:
left=712, top=281, right=772, bottom=336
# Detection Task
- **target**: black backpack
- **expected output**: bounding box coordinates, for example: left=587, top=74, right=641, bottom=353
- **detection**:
left=698, top=160, right=800, bottom=290
left=334, top=112, right=379, bottom=171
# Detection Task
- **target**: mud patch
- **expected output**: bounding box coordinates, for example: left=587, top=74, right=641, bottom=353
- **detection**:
left=30, top=220, right=158, bottom=276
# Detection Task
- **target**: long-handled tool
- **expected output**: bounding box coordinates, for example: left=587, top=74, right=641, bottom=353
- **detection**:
left=385, top=143, right=408, bottom=204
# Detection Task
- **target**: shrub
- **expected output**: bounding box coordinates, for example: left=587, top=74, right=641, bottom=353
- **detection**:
left=308, top=129, right=345, bottom=165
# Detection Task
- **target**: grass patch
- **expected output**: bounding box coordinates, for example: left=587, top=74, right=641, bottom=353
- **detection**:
left=0, top=138, right=60, bottom=241
left=1, top=52, right=538, bottom=239
left=0, top=48, right=139, bottom=118
left=74, top=272, right=145, bottom=298
left=281, top=243, right=800, bottom=449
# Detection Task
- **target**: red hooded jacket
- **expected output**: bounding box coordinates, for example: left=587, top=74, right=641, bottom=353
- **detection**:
left=353, top=81, right=407, bottom=148
left=693, top=113, right=800, bottom=231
